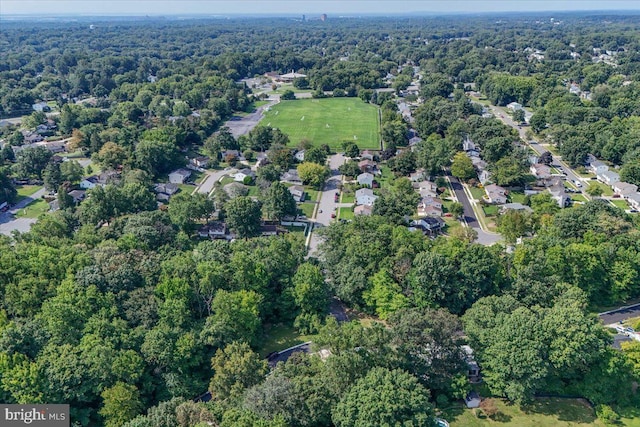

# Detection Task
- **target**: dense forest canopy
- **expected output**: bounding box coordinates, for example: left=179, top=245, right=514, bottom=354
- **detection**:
left=1, top=11, right=640, bottom=427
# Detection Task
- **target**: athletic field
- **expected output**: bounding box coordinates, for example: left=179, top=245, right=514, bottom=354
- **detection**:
left=262, top=98, right=380, bottom=150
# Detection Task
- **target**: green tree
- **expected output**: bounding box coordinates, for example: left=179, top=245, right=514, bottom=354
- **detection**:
left=224, top=196, right=262, bottom=239
left=586, top=183, right=604, bottom=197
left=496, top=210, right=532, bottom=244
left=450, top=152, right=475, bottom=181
left=262, top=181, right=297, bottom=221
left=100, top=382, right=143, bottom=427
left=93, top=142, right=127, bottom=170
left=168, top=192, right=215, bottom=234
left=363, top=269, right=407, bottom=319
left=1, top=144, right=16, bottom=163
left=13, top=146, right=52, bottom=179
left=292, top=263, right=329, bottom=315
left=43, top=162, right=62, bottom=192
left=209, top=341, right=267, bottom=403
left=343, top=143, right=360, bottom=159
left=333, top=367, right=434, bottom=427
left=304, top=146, right=328, bottom=165
left=201, top=290, right=262, bottom=348
left=449, top=202, right=464, bottom=218
left=60, top=160, right=84, bottom=184
left=280, top=90, right=296, bottom=100
left=297, top=162, right=329, bottom=189
left=0, top=168, right=17, bottom=204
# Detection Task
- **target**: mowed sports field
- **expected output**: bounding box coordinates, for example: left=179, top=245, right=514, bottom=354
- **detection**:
left=262, top=98, right=380, bottom=150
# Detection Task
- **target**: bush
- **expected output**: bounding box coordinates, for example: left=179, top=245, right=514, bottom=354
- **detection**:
left=435, top=394, right=449, bottom=408
left=243, top=175, right=254, bottom=185
left=479, top=399, right=499, bottom=419
left=596, top=404, right=620, bottom=425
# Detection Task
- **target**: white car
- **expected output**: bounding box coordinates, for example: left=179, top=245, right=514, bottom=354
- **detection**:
left=614, top=325, right=626, bottom=334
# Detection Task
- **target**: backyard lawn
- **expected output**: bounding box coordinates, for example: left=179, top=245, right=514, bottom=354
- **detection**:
left=443, top=397, right=608, bottom=427
left=15, top=199, right=49, bottom=218
left=508, top=192, right=526, bottom=204
left=258, top=323, right=315, bottom=358
left=298, top=202, right=316, bottom=218
left=262, top=98, right=380, bottom=150
left=341, top=192, right=355, bottom=204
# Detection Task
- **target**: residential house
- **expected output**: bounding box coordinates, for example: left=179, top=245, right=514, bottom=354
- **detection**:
left=471, top=157, right=487, bottom=171
left=484, top=184, right=507, bottom=204
left=354, top=205, right=373, bottom=216
left=355, top=188, right=378, bottom=206
left=358, top=159, right=377, bottom=173
left=23, top=133, right=44, bottom=144
left=408, top=136, right=422, bottom=147
left=530, top=163, right=551, bottom=180
left=68, top=190, right=86, bottom=204
left=190, top=156, right=210, bottom=168
left=409, top=169, right=426, bottom=182
left=260, top=223, right=287, bottom=236
left=256, top=152, right=269, bottom=168
left=598, top=170, right=620, bottom=186
left=408, top=217, right=445, bottom=235
left=80, top=176, right=101, bottom=189
left=233, top=168, right=256, bottom=183
left=466, top=148, right=480, bottom=158
left=223, top=182, right=248, bottom=198
left=357, top=172, right=374, bottom=187
left=417, top=196, right=443, bottom=217
left=587, top=155, right=609, bottom=175
left=32, top=102, right=50, bottom=112
left=198, top=222, right=228, bottom=239
left=288, top=185, right=305, bottom=202
left=507, top=102, right=523, bottom=111
left=613, top=182, right=638, bottom=198
left=499, top=203, right=533, bottom=214
left=462, top=138, right=477, bottom=152
left=462, top=345, right=481, bottom=383
left=548, top=179, right=570, bottom=208
left=413, top=180, right=438, bottom=198
left=281, top=169, right=303, bottom=185
left=294, top=150, right=305, bottom=162
left=169, top=169, right=192, bottom=184
left=360, top=150, right=375, bottom=161
left=221, top=149, right=241, bottom=161
left=478, top=170, right=492, bottom=185
left=154, top=183, right=179, bottom=201
left=627, top=193, right=640, bottom=210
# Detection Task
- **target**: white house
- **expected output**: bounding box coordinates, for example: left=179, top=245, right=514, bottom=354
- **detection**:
left=478, top=170, right=492, bottom=185
left=598, top=170, right=620, bottom=186
left=484, top=184, right=507, bottom=204
left=409, top=169, right=426, bottom=182
left=548, top=180, right=570, bottom=208
left=414, top=180, right=438, bottom=197
left=32, top=102, right=50, bottom=112
left=189, top=156, right=210, bottom=168
left=357, top=172, right=374, bottom=187
left=169, top=169, right=192, bottom=184
left=233, top=168, right=256, bottom=182
left=627, top=193, right=640, bottom=210
left=288, top=185, right=305, bottom=202
left=417, top=196, right=443, bottom=217
left=507, top=102, right=523, bottom=111
left=355, top=188, right=378, bottom=206
left=587, top=155, right=609, bottom=175
left=613, top=182, right=639, bottom=197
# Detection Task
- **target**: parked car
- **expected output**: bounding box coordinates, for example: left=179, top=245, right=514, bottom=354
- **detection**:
left=625, top=327, right=636, bottom=334
left=331, top=213, right=336, bottom=219
left=615, top=325, right=626, bottom=334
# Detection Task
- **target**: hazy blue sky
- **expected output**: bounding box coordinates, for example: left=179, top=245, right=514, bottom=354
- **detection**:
left=1, top=0, right=638, bottom=16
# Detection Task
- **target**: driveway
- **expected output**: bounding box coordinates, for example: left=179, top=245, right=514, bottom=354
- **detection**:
left=196, top=168, right=236, bottom=196
left=0, top=187, right=46, bottom=236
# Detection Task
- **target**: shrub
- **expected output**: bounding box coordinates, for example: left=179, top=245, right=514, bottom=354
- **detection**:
left=596, top=404, right=620, bottom=425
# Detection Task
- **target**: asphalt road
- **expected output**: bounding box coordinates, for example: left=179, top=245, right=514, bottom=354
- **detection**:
left=490, top=106, right=589, bottom=196
left=225, top=98, right=277, bottom=138
left=308, top=153, right=346, bottom=256
left=0, top=187, right=46, bottom=236
left=599, top=303, right=640, bottom=325
left=196, top=168, right=236, bottom=196
left=447, top=172, right=502, bottom=246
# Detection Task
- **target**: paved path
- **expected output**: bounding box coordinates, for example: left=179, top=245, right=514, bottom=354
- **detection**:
left=225, top=98, right=278, bottom=139
left=0, top=187, right=46, bottom=236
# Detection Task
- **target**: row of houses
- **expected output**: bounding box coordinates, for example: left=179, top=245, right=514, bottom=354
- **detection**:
left=198, top=221, right=288, bottom=240
left=588, top=155, right=640, bottom=211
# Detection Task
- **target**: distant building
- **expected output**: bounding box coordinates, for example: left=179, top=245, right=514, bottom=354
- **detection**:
left=168, top=169, right=192, bottom=184
left=320, top=13, right=327, bottom=21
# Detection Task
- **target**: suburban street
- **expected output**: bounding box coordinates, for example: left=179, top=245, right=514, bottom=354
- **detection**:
left=447, top=172, right=502, bottom=246
left=307, top=153, right=346, bottom=256
left=489, top=105, right=590, bottom=196
left=599, top=303, right=640, bottom=325
left=0, top=187, right=46, bottom=236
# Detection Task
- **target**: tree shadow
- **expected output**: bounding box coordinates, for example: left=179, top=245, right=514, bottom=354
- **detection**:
left=522, top=398, right=597, bottom=423
left=490, top=411, right=512, bottom=423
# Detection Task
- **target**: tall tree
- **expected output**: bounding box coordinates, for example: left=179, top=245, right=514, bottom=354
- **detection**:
left=262, top=181, right=297, bottom=221
left=224, top=196, right=262, bottom=239
left=209, top=341, right=267, bottom=403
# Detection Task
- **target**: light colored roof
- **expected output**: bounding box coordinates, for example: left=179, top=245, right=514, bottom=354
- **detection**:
left=356, top=188, right=375, bottom=197
left=280, top=72, right=307, bottom=79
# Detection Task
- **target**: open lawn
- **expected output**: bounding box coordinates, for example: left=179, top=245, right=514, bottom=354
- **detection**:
left=587, top=181, right=613, bottom=197
left=298, top=202, right=316, bottom=218
left=571, top=194, right=588, bottom=202
left=508, top=192, right=527, bottom=204
left=443, top=398, right=608, bottom=427
left=16, top=199, right=49, bottom=218
left=611, top=199, right=629, bottom=210
left=339, top=206, right=354, bottom=220
left=258, top=323, right=315, bottom=358
left=341, top=192, right=355, bottom=204
left=469, top=186, right=485, bottom=201
left=262, top=98, right=380, bottom=150
left=482, top=205, right=499, bottom=216
left=16, top=185, right=40, bottom=199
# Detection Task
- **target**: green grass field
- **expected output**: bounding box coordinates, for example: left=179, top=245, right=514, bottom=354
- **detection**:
left=16, top=199, right=49, bottom=218
left=262, top=98, right=380, bottom=150
left=258, top=323, right=315, bottom=358
left=339, top=206, right=355, bottom=220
